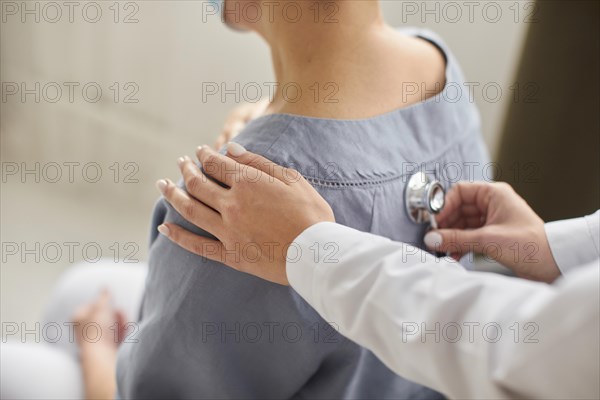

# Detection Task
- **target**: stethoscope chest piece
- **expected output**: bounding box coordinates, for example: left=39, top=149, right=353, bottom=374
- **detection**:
left=405, top=172, right=446, bottom=225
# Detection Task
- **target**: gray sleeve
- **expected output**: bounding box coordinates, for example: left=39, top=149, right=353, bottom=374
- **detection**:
left=119, top=194, right=344, bottom=398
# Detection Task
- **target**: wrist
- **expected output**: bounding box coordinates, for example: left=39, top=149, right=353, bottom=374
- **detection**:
left=533, top=220, right=561, bottom=282
left=79, top=343, right=118, bottom=400
left=78, top=338, right=119, bottom=356
left=512, top=222, right=561, bottom=283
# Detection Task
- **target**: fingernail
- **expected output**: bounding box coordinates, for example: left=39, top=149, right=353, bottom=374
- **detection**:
left=156, top=179, right=168, bottom=194
left=157, top=224, right=170, bottom=237
left=227, top=142, right=246, bottom=157
left=424, top=232, right=442, bottom=249
left=177, top=157, right=185, bottom=167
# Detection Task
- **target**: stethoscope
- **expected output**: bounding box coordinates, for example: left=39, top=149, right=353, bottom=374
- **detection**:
left=405, top=172, right=446, bottom=229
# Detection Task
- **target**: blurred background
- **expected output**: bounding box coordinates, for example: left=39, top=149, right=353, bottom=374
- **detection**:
left=1, top=1, right=598, bottom=337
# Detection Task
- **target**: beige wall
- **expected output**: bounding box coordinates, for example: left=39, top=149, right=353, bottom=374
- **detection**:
left=1, top=1, right=528, bottom=330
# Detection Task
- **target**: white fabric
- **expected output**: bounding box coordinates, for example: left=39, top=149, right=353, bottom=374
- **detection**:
left=1, top=342, right=84, bottom=399
left=287, top=212, right=600, bottom=400
left=42, top=261, right=148, bottom=357
left=1, top=261, right=147, bottom=399
left=545, top=211, right=600, bottom=276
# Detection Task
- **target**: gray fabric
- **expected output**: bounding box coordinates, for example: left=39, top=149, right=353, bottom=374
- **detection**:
left=116, top=27, right=489, bottom=399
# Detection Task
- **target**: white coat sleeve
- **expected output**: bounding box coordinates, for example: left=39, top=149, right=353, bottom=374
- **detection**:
left=545, top=210, right=599, bottom=276
left=286, top=222, right=600, bottom=400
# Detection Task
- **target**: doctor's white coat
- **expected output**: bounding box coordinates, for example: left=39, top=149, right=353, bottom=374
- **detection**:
left=287, top=211, right=600, bottom=399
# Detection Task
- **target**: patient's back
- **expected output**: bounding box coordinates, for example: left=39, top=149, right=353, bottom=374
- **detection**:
left=116, top=28, right=489, bottom=398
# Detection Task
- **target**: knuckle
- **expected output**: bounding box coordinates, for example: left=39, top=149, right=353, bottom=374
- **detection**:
left=284, top=168, right=302, bottom=183
left=204, top=154, right=220, bottom=171
left=191, top=241, right=206, bottom=257
left=181, top=201, right=196, bottom=220
left=205, top=154, right=218, bottom=165
left=496, top=181, right=513, bottom=193
left=244, top=154, right=261, bottom=167
left=223, top=200, right=240, bottom=217
left=185, top=174, right=202, bottom=193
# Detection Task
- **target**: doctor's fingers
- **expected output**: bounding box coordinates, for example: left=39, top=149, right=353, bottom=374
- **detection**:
left=436, top=182, right=492, bottom=227
left=178, top=156, right=227, bottom=212
left=195, top=146, right=246, bottom=187
left=196, top=145, right=262, bottom=187
left=225, top=142, right=302, bottom=185
left=156, top=179, right=224, bottom=239
left=158, top=223, right=229, bottom=266
left=424, top=227, right=489, bottom=256
left=438, top=208, right=486, bottom=231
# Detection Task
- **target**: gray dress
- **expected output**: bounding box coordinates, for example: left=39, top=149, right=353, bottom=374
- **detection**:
left=116, top=28, right=489, bottom=399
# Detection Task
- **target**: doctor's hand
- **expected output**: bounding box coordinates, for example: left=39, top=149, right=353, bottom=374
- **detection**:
left=156, top=143, right=335, bottom=285
left=214, top=99, right=270, bottom=150
left=425, top=182, right=560, bottom=283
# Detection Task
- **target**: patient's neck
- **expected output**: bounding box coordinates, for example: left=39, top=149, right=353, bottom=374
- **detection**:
left=265, top=2, right=383, bottom=73
left=260, top=2, right=389, bottom=116
left=255, top=1, right=446, bottom=119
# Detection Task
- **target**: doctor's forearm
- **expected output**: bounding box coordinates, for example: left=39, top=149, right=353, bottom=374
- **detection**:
left=287, top=222, right=599, bottom=399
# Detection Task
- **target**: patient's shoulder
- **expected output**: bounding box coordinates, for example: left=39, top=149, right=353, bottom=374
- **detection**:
left=396, top=28, right=448, bottom=101
left=272, top=27, right=459, bottom=120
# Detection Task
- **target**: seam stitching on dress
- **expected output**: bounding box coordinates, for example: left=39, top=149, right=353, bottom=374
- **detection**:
left=263, top=117, right=296, bottom=157
left=302, top=136, right=471, bottom=188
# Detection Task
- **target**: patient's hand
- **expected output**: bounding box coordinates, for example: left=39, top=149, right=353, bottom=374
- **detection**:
left=73, top=290, right=128, bottom=399
left=214, top=98, right=270, bottom=150
left=73, top=289, right=128, bottom=350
